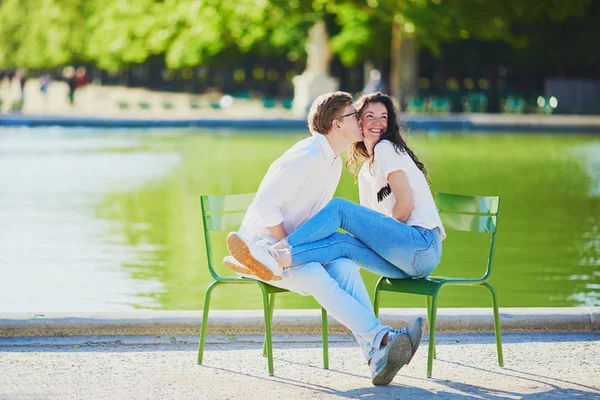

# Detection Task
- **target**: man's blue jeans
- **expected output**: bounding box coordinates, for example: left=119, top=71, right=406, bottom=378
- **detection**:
left=286, top=198, right=443, bottom=279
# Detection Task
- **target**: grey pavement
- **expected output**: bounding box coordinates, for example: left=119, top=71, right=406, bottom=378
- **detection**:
left=1, top=332, right=599, bottom=399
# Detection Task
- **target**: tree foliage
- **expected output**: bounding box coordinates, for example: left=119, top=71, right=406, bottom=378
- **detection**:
left=0, top=0, right=594, bottom=70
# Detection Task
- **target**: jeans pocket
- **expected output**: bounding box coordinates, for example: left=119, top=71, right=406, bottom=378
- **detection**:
left=412, top=240, right=440, bottom=278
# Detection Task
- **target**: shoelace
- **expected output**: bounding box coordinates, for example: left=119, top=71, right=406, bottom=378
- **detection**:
left=255, top=238, right=282, bottom=262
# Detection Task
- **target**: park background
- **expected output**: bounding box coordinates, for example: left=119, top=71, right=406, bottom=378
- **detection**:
left=0, top=0, right=599, bottom=313
left=1, top=0, right=599, bottom=115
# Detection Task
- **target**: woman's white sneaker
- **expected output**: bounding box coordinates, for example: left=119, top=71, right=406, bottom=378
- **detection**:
left=222, top=256, right=282, bottom=281
left=226, top=232, right=283, bottom=281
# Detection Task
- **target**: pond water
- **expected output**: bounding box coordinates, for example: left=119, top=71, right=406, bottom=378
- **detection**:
left=0, top=127, right=598, bottom=312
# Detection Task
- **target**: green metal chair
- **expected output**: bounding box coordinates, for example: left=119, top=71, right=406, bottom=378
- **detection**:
left=462, top=92, right=488, bottom=113
left=406, top=96, right=426, bottom=114
left=197, top=193, right=330, bottom=376
left=373, top=193, right=504, bottom=378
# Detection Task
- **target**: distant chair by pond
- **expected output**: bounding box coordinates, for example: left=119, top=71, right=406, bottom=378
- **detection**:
left=138, top=101, right=151, bottom=110
left=162, top=101, right=174, bottom=110
left=189, top=98, right=201, bottom=110
left=233, top=91, right=252, bottom=100
left=406, top=96, right=427, bottom=114
left=502, top=95, right=525, bottom=114
left=462, top=92, right=488, bottom=113
left=117, top=101, right=129, bottom=110
left=534, top=95, right=558, bottom=115
left=281, top=98, right=293, bottom=110
left=262, top=96, right=277, bottom=109
left=428, top=96, right=452, bottom=114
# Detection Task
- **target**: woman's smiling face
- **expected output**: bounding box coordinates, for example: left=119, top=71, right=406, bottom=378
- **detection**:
left=360, top=102, right=388, bottom=144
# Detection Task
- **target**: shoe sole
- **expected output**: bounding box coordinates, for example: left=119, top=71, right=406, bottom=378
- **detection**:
left=372, top=334, right=412, bottom=386
left=226, top=233, right=277, bottom=281
left=406, top=318, right=424, bottom=365
left=223, top=258, right=282, bottom=281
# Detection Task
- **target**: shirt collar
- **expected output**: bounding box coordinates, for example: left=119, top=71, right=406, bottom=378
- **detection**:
left=311, top=131, right=337, bottom=166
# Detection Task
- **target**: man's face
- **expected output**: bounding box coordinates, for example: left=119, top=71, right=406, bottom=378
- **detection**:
left=336, top=105, right=363, bottom=144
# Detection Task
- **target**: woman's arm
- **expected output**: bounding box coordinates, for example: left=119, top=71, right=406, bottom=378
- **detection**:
left=387, top=169, right=414, bottom=222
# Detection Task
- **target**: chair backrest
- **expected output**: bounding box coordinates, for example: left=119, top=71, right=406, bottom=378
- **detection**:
left=200, top=193, right=255, bottom=280
left=434, top=192, right=500, bottom=281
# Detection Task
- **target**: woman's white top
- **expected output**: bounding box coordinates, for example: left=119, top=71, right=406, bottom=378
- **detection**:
left=358, top=140, right=446, bottom=240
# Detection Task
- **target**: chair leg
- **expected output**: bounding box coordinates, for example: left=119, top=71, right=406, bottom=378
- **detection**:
left=373, top=277, right=383, bottom=318
left=263, top=294, right=276, bottom=357
left=426, top=295, right=436, bottom=359
left=197, top=281, right=220, bottom=365
left=427, top=293, right=439, bottom=378
left=259, top=286, right=274, bottom=376
left=321, top=307, right=329, bottom=369
left=483, top=282, right=504, bottom=367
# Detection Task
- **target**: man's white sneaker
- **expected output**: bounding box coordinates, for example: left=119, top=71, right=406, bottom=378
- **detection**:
left=370, top=329, right=413, bottom=386
left=369, top=317, right=425, bottom=386
left=226, top=232, right=283, bottom=281
left=405, top=317, right=425, bottom=364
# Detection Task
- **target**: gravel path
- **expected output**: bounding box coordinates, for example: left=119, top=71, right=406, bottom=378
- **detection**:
left=1, top=332, right=599, bottom=399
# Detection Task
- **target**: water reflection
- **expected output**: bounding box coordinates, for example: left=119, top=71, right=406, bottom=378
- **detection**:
left=1, top=129, right=598, bottom=311
left=0, top=128, right=180, bottom=311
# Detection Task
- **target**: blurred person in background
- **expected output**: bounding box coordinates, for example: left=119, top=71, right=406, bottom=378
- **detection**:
left=63, top=67, right=76, bottom=105
left=40, top=73, right=51, bottom=103
left=17, top=69, right=26, bottom=101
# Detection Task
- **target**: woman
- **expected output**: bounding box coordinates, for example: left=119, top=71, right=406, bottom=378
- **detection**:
left=227, top=92, right=445, bottom=281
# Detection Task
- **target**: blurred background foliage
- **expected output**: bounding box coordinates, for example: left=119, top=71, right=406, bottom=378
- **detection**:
left=0, top=0, right=594, bottom=71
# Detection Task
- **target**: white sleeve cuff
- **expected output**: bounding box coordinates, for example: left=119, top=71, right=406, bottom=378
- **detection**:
left=258, top=210, right=285, bottom=228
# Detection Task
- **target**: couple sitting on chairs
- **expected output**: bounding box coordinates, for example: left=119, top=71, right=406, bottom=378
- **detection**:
left=223, top=91, right=445, bottom=386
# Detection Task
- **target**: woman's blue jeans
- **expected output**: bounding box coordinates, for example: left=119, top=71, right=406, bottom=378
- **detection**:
left=286, top=198, right=442, bottom=279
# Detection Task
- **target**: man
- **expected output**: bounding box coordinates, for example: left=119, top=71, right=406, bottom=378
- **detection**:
left=224, top=91, right=423, bottom=386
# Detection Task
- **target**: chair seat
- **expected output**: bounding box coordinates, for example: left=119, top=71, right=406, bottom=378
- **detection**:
left=240, top=277, right=290, bottom=294
left=378, top=275, right=486, bottom=296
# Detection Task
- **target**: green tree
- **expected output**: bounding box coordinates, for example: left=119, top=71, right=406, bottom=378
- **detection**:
left=84, top=0, right=270, bottom=71
left=0, top=0, right=89, bottom=69
left=330, top=0, right=592, bottom=104
left=0, top=0, right=593, bottom=96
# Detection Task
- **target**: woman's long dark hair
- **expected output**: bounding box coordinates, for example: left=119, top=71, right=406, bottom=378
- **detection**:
left=346, top=92, right=430, bottom=184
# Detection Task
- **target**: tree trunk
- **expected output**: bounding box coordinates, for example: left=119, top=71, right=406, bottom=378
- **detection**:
left=390, top=13, right=418, bottom=110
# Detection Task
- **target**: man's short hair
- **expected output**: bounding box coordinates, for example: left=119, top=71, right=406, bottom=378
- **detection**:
left=308, top=91, right=354, bottom=135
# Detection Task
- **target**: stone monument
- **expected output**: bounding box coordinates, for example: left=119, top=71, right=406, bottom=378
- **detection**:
left=292, top=20, right=339, bottom=117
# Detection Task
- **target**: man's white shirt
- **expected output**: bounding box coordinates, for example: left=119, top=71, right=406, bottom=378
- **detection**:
left=239, top=132, right=341, bottom=244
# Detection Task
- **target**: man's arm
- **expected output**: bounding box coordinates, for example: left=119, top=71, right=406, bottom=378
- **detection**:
left=254, top=152, right=318, bottom=238
left=267, top=223, right=288, bottom=242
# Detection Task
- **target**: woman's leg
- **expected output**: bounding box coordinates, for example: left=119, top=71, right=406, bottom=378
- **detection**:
left=286, top=198, right=440, bottom=277
left=290, top=232, right=411, bottom=279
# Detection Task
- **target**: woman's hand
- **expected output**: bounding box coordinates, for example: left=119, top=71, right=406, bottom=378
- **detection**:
left=388, top=170, right=414, bottom=222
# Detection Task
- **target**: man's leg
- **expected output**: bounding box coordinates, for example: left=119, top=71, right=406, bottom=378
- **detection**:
left=272, top=260, right=391, bottom=361
left=322, top=258, right=392, bottom=360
